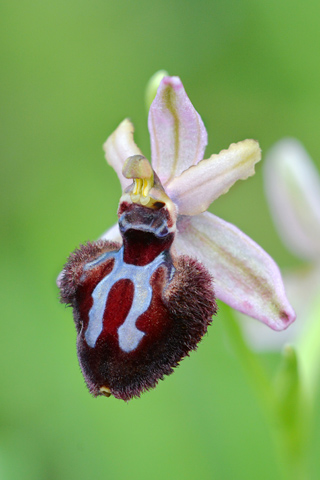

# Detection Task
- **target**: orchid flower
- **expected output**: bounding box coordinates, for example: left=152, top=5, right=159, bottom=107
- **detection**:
left=59, top=76, right=295, bottom=401
left=242, top=139, right=320, bottom=353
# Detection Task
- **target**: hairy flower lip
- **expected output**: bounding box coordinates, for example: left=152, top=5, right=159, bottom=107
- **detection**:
left=102, top=75, right=296, bottom=331
left=60, top=226, right=217, bottom=400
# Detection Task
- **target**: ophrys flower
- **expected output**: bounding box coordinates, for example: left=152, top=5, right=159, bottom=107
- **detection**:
left=59, top=76, right=295, bottom=400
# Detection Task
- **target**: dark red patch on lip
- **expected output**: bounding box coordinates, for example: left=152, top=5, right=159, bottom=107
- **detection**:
left=60, top=240, right=120, bottom=331
left=101, top=279, right=135, bottom=338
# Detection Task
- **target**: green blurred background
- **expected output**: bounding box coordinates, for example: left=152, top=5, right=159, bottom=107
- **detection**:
left=1, top=1, right=320, bottom=479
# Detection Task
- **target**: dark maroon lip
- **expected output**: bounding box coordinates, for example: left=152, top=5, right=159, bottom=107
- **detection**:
left=60, top=234, right=217, bottom=401
left=59, top=194, right=217, bottom=401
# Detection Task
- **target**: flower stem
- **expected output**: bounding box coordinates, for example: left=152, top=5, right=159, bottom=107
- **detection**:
left=222, top=305, right=275, bottom=416
left=221, top=305, right=311, bottom=480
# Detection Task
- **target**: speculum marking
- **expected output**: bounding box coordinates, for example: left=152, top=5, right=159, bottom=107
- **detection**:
left=84, top=247, right=169, bottom=353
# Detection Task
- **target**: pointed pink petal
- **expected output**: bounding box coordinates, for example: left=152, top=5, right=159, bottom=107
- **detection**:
left=174, top=212, right=296, bottom=330
left=103, top=119, right=144, bottom=191
left=166, top=140, right=261, bottom=215
left=100, top=223, right=122, bottom=243
left=264, top=139, right=320, bottom=260
left=148, top=76, right=207, bottom=185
